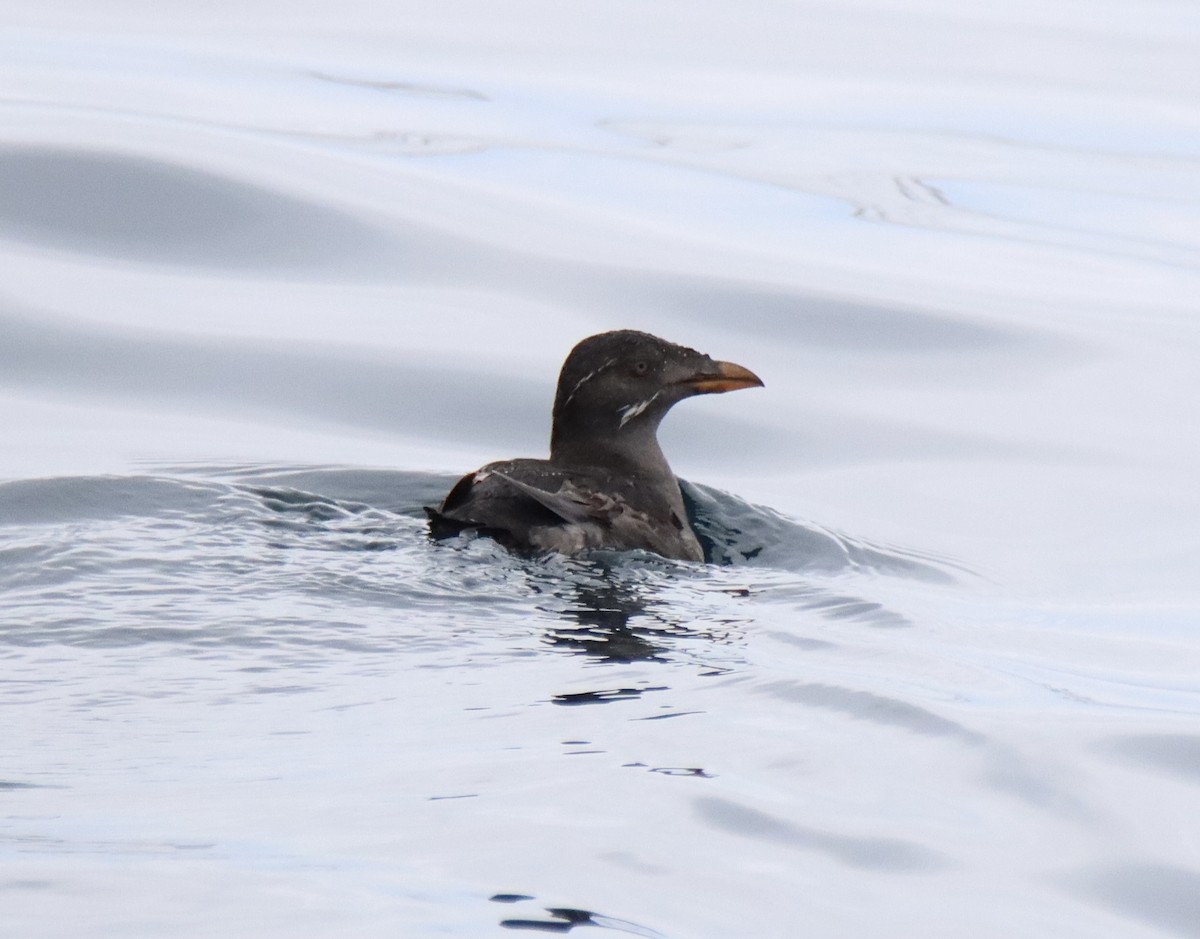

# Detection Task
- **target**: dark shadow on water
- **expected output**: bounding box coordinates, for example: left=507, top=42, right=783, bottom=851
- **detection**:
left=233, top=480, right=414, bottom=554
left=756, top=679, right=985, bottom=742
left=0, top=473, right=224, bottom=526
left=552, top=686, right=668, bottom=706
left=682, top=480, right=963, bottom=583
left=1064, top=863, right=1200, bottom=939
left=0, top=309, right=547, bottom=459
left=0, top=146, right=390, bottom=271
left=185, top=465, right=452, bottom=518
left=1100, top=734, right=1200, bottom=787
left=251, top=486, right=370, bottom=524
left=695, top=795, right=950, bottom=873
left=530, top=565, right=722, bottom=663
left=490, top=894, right=665, bottom=937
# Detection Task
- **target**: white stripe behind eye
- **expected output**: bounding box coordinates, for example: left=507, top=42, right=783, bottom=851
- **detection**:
left=618, top=391, right=659, bottom=428
left=559, top=356, right=618, bottom=410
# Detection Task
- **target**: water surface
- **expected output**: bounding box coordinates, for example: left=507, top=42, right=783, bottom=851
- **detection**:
left=2, top=2, right=1199, bottom=937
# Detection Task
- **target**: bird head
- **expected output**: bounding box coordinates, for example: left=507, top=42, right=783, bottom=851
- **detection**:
left=550, top=330, right=762, bottom=470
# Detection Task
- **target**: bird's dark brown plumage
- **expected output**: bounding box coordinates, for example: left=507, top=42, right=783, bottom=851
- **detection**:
left=426, top=329, right=762, bottom=561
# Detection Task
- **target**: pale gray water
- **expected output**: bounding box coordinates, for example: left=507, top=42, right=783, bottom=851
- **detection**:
left=2, top=2, right=1200, bottom=937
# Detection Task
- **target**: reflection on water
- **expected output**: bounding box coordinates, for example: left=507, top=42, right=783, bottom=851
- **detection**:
left=493, top=896, right=667, bottom=937
left=539, top=574, right=675, bottom=663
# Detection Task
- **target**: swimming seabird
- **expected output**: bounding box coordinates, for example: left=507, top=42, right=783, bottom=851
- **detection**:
left=426, top=329, right=763, bottom=561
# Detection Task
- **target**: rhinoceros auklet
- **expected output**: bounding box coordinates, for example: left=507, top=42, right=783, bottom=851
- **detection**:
left=426, top=329, right=763, bottom=561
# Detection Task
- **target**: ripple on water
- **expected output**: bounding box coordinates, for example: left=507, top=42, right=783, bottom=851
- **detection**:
left=0, top=146, right=386, bottom=270
left=1066, top=864, right=1200, bottom=939
left=0, top=466, right=948, bottom=662
left=693, top=796, right=951, bottom=873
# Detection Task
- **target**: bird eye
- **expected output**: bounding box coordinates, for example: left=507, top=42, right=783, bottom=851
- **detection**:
left=633, top=361, right=649, bottom=375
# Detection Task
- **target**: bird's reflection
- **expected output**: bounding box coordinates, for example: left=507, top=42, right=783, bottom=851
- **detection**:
left=527, top=560, right=716, bottom=663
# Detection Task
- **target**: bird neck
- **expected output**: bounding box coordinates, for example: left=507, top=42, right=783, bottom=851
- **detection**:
left=550, top=422, right=689, bottom=525
left=550, top=423, right=673, bottom=480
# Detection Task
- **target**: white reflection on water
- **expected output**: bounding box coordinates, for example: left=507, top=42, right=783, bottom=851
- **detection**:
left=2, top=2, right=1200, bottom=937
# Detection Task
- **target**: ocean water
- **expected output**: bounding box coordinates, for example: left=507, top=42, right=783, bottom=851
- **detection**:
left=2, top=2, right=1199, bottom=936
